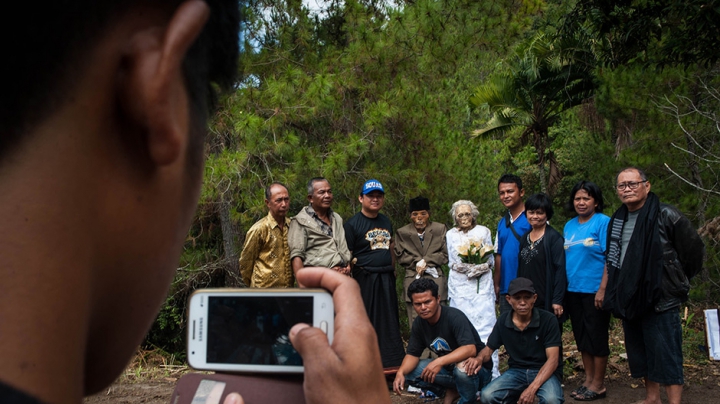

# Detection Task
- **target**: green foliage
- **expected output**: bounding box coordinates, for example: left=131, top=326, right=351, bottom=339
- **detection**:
left=682, top=308, right=710, bottom=365
left=470, top=32, right=597, bottom=196
left=562, top=0, right=720, bottom=68
left=145, top=0, right=720, bottom=359
left=144, top=297, right=185, bottom=359
left=146, top=0, right=540, bottom=356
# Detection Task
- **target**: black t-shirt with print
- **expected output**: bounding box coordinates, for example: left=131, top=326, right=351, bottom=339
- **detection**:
left=344, top=212, right=393, bottom=269
left=406, top=306, right=492, bottom=371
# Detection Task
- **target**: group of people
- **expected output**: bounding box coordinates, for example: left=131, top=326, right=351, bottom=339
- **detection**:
left=3, top=3, right=705, bottom=404
left=241, top=171, right=705, bottom=404
left=240, top=177, right=407, bottom=367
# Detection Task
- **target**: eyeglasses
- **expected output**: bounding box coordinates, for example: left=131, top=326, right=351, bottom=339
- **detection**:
left=616, top=180, right=647, bottom=191
left=456, top=212, right=472, bottom=218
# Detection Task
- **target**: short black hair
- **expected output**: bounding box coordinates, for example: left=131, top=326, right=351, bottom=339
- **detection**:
left=525, top=193, right=554, bottom=220
left=265, top=182, right=288, bottom=200
left=498, top=174, right=523, bottom=191
left=408, top=278, right=439, bottom=299
left=307, top=177, right=328, bottom=196
left=0, top=0, right=241, bottom=160
left=616, top=167, right=648, bottom=183
left=566, top=180, right=605, bottom=215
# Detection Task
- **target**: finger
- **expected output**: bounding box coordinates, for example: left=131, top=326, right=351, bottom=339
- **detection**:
left=295, top=268, right=374, bottom=348
left=223, top=393, right=244, bottom=404
left=291, top=270, right=383, bottom=374
left=289, top=323, right=332, bottom=369
left=296, top=268, right=366, bottom=322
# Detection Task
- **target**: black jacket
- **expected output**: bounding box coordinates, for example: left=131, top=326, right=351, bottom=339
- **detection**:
left=605, top=196, right=705, bottom=319
left=655, top=203, right=705, bottom=311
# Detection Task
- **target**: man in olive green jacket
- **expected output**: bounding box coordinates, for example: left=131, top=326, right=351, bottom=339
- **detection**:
left=289, top=177, right=352, bottom=275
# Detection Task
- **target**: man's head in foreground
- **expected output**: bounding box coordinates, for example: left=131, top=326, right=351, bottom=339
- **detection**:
left=0, top=0, right=239, bottom=401
left=408, top=278, right=441, bottom=322
left=505, top=277, right=538, bottom=316
left=408, top=196, right=430, bottom=233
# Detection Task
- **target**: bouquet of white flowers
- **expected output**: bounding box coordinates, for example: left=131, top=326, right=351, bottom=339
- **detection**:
left=457, top=238, right=494, bottom=265
left=454, top=238, right=495, bottom=293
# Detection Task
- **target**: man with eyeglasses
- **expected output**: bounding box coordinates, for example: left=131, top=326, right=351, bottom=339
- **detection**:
left=603, top=167, right=704, bottom=404
left=344, top=179, right=405, bottom=368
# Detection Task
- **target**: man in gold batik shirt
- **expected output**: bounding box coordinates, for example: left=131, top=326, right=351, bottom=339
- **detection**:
left=239, top=183, right=294, bottom=287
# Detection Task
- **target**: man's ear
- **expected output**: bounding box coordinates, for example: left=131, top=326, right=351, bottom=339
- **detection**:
left=118, top=0, right=209, bottom=166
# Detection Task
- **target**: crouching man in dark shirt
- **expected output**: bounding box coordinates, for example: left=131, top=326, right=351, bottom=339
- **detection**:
left=467, top=277, right=564, bottom=404
left=393, top=278, right=492, bottom=404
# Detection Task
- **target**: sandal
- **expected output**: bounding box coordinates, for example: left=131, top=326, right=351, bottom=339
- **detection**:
left=574, top=388, right=606, bottom=401
left=570, top=386, right=587, bottom=398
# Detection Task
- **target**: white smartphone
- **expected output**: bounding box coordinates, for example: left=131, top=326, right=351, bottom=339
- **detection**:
left=187, top=288, right=334, bottom=373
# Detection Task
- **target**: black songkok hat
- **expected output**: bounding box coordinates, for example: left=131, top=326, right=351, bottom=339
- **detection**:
left=408, top=196, right=430, bottom=212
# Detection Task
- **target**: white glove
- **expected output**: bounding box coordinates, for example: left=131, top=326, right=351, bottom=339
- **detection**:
left=424, top=267, right=439, bottom=278
left=414, top=259, right=427, bottom=279
left=466, top=263, right=491, bottom=279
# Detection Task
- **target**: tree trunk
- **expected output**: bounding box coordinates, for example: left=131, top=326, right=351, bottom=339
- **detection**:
left=219, top=196, right=243, bottom=287
left=546, top=152, right=562, bottom=198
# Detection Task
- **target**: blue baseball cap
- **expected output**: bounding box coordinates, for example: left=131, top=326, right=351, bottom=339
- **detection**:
left=361, top=179, right=385, bottom=195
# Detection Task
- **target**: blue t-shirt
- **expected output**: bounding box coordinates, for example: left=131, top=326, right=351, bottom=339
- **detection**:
left=496, top=211, right=531, bottom=294
left=563, top=213, right=610, bottom=293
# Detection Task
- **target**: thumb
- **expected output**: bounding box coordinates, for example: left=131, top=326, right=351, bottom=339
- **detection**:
left=223, top=393, right=244, bottom=404
left=289, top=323, right=332, bottom=365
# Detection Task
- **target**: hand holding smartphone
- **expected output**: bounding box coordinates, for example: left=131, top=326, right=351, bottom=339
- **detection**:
left=177, top=268, right=391, bottom=404
left=187, top=288, right=333, bottom=373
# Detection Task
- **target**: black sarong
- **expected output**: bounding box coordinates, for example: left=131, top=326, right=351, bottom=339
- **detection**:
left=353, top=266, right=405, bottom=368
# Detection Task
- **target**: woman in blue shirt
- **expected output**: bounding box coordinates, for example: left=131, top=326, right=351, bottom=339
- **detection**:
left=564, top=181, right=611, bottom=401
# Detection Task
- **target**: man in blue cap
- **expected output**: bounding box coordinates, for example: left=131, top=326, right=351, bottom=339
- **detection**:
left=344, top=179, right=405, bottom=368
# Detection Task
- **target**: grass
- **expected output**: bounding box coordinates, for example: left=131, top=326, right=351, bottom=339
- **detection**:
left=121, top=303, right=720, bottom=386
left=121, top=347, right=192, bottom=383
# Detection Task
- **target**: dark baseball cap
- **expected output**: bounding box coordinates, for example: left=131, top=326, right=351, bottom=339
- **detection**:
left=507, top=277, right=536, bottom=295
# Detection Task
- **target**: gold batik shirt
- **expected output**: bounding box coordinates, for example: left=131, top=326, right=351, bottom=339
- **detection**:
left=239, top=213, right=293, bottom=288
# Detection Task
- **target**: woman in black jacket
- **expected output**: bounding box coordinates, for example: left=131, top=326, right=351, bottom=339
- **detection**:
left=516, top=193, right=567, bottom=318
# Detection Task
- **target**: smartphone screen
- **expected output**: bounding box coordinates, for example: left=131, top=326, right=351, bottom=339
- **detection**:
left=205, top=295, right=312, bottom=366
left=188, top=288, right=333, bottom=373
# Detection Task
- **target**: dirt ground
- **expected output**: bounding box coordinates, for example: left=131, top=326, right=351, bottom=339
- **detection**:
left=86, top=305, right=720, bottom=404
left=85, top=364, right=720, bottom=404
